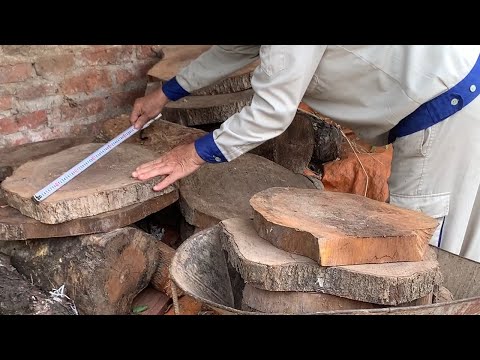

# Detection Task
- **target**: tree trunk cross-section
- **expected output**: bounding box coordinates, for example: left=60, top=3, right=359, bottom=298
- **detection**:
left=179, top=153, right=316, bottom=229
left=0, top=253, right=73, bottom=315
left=0, top=192, right=178, bottom=241
left=0, top=227, right=159, bottom=315
left=98, top=115, right=206, bottom=154
left=2, top=143, right=176, bottom=224
left=162, top=89, right=254, bottom=126
left=220, top=218, right=442, bottom=305
left=250, top=187, right=439, bottom=266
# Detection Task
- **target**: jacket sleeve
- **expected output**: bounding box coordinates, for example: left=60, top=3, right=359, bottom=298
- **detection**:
left=162, top=45, right=260, bottom=100
left=194, top=45, right=327, bottom=163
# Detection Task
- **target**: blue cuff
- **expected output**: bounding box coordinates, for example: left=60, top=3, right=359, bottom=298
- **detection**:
left=161, top=77, right=190, bottom=101
left=194, top=132, right=228, bottom=163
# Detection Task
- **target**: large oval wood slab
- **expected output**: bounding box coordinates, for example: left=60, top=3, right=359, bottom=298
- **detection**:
left=179, top=154, right=316, bottom=229
left=250, top=187, right=439, bottom=266
left=220, top=218, right=442, bottom=305
left=0, top=192, right=178, bottom=240
left=162, top=89, right=254, bottom=126
left=1, top=143, right=176, bottom=224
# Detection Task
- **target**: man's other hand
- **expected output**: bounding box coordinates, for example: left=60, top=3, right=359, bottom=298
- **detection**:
left=130, top=89, right=169, bottom=130
left=132, top=142, right=205, bottom=191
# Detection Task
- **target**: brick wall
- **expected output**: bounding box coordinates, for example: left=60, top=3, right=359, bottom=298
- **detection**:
left=0, top=45, right=162, bottom=149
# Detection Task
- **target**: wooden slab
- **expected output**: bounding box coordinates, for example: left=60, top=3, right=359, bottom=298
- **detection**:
left=0, top=191, right=178, bottom=240
left=0, top=165, right=12, bottom=182
left=98, top=115, right=206, bottom=154
left=179, top=153, right=316, bottom=229
left=242, top=284, right=432, bottom=314
left=220, top=218, right=442, bottom=305
left=0, top=136, right=96, bottom=170
left=147, top=45, right=258, bottom=95
left=251, top=187, right=438, bottom=266
left=0, top=227, right=159, bottom=315
left=2, top=143, right=176, bottom=224
left=0, top=253, right=73, bottom=315
left=242, top=284, right=377, bottom=313
left=132, top=287, right=171, bottom=315
left=162, top=89, right=254, bottom=126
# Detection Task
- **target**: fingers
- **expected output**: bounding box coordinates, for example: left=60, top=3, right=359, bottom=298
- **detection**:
left=135, top=164, right=174, bottom=181
left=130, top=100, right=143, bottom=126
left=153, top=173, right=181, bottom=191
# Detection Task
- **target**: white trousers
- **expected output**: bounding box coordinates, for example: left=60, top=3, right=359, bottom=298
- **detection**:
left=389, top=96, right=480, bottom=262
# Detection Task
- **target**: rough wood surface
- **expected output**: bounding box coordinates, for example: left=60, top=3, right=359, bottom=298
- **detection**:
left=272, top=111, right=315, bottom=174
left=179, top=153, right=316, bottom=229
left=311, top=115, right=343, bottom=166
left=251, top=187, right=438, bottom=266
left=242, top=284, right=378, bottom=313
left=0, top=253, right=73, bottom=315
left=150, top=241, right=183, bottom=298
left=220, top=218, right=442, bottom=305
left=147, top=45, right=258, bottom=95
left=0, top=136, right=96, bottom=170
left=0, top=227, right=159, bottom=315
left=433, top=286, right=454, bottom=303
left=162, top=89, right=254, bottom=126
left=132, top=287, right=171, bottom=315
left=98, top=115, right=206, bottom=154
left=0, top=191, right=178, bottom=240
left=2, top=143, right=176, bottom=224
left=242, top=284, right=433, bottom=314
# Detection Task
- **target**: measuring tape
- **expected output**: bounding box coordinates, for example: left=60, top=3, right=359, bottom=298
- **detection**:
left=32, top=113, right=162, bottom=203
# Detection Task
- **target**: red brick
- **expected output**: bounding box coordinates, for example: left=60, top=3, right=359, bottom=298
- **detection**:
left=0, top=96, right=12, bottom=111
left=110, top=87, right=145, bottom=107
left=0, top=63, right=34, bottom=84
left=34, top=54, right=75, bottom=78
left=61, top=69, right=112, bottom=95
left=15, top=82, right=58, bottom=100
left=80, top=46, right=134, bottom=66
left=114, top=68, right=138, bottom=86
left=0, top=116, right=19, bottom=135
left=59, top=97, right=106, bottom=122
left=16, top=110, right=48, bottom=130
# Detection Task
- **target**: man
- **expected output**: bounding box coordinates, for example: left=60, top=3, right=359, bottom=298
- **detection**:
left=130, top=45, right=480, bottom=262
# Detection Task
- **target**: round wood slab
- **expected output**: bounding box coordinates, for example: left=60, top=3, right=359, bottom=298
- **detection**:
left=220, top=218, right=442, bottom=305
left=250, top=187, right=439, bottom=266
left=179, top=153, right=316, bottom=229
left=2, top=143, right=176, bottom=224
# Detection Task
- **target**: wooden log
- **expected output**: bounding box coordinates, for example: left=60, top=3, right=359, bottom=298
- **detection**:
left=150, top=241, right=183, bottom=298
left=433, top=286, right=454, bottom=303
left=242, top=284, right=433, bottom=314
left=147, top=45, right=258, bottom=95
left=0, top=192, right=178, bottom=241
left=2, top=143, right=176, bottom=224
left=0, top=253, right=73, bottom=315
left=311, top=115, right=343, bottom=166
left=131, top=287, right=171, bottom=315
left=0, top=227, right=159, bottom=315
left=272, top=110, right=315, bottom=174
left=220, top=218, right=442, bottom=305
left=179, top=153, right=316, bottom=229
left=162, top=89, right=254, bottom=126
left=251, top=187, right=438, bottom=266
left=0, top=165, right=12, bottom=182
left=98, top=115, right=206, bottom=154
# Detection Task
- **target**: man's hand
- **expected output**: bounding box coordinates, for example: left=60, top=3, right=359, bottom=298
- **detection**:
left=130, top=89, right=170, bottom=130
left=132, top=142, right=205, bottom=191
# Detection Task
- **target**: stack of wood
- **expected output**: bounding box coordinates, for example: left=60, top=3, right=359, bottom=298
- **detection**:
left=145, top=45, right=343, bottom=174
left=203, top=187, right=451, bottom=313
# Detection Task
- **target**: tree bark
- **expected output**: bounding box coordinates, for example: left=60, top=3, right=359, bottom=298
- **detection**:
left=0, top=253, right=73, bottom=315
left=0, top=227, right=159, bottom=315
